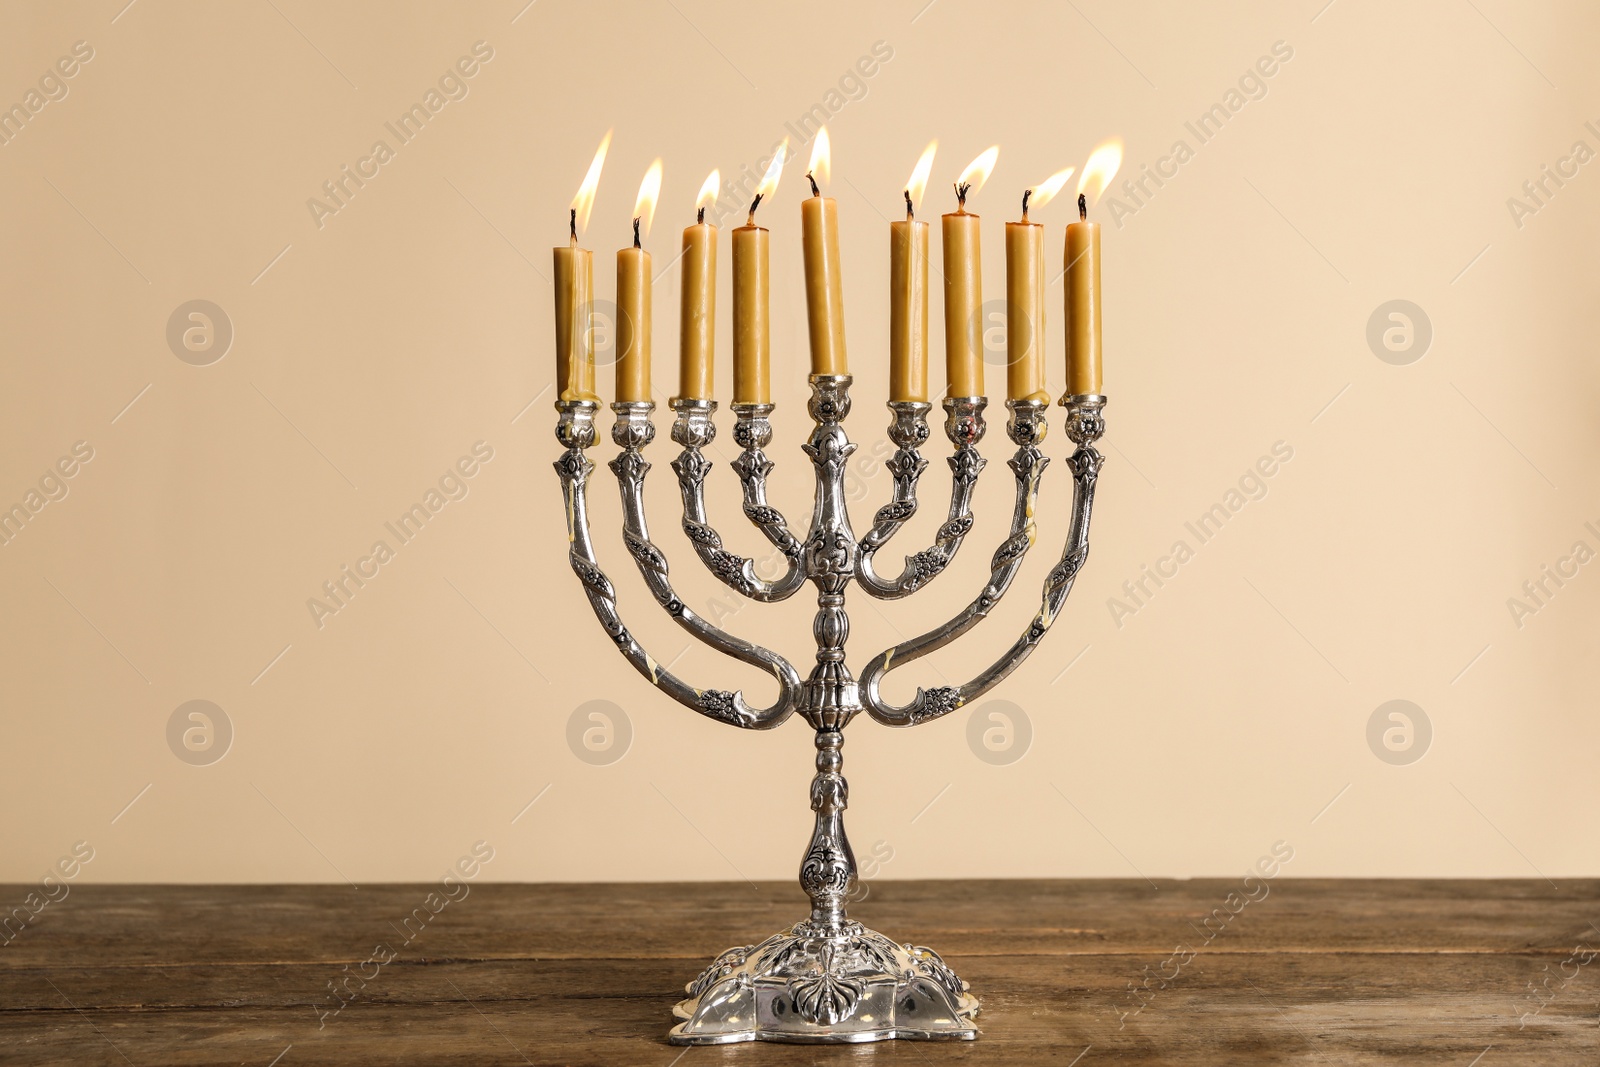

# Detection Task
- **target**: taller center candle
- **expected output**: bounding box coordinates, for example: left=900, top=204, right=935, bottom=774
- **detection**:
left=801, top=129, right=847, bottom=377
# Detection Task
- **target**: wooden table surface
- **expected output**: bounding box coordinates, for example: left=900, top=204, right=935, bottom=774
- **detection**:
left=2, top=879, right=1597, bottom=1065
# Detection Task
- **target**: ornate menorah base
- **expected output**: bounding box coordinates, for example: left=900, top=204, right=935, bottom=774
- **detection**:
left=669, top=920, right=978, bottom=1045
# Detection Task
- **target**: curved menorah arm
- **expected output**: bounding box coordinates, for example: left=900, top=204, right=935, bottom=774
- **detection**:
left=854, top=396, right=988, bottom=599
left=860, top=396, right=1107, bottom=727
left=669, top=399, right=809, bottom=604
left=555, top=400, right=802, bottom=731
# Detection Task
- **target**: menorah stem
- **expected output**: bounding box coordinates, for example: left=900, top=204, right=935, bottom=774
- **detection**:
left=800, top=727, right=855, bottom=932
left=799, top=375, right=860, bottom=728
left=797, top=374, right=862, bottom=933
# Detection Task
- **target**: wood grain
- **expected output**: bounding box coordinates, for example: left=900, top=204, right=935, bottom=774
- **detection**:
left=1, top=880, right=1596, bottom=1064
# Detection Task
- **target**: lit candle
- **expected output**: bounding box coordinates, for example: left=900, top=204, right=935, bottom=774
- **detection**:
left=890, top=141, right=936, bottom=403
left=616, top=159, right=661, bottom=403
left=1004, top=192, right=1044, bottom=402
left=1063, top=195, right=1101, bottom=396
left=554, top=131, right=609, bottom=403
left=942, top=146, right=997, bottom=398
left=1065, top=140, right=1119, bottom=396
left=801, top=129, right=847, bottom=377
left=734, top=147, right=786, bottom=405
left=1004, top=166, right=1072, bottom=403
left=678, top=170, right=720, bottom=401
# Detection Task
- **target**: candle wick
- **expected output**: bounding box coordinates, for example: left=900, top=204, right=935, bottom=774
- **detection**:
left=955, top=181, right=970, bottom=210
left=633, top=217, right=641, bottom=249
left=1078, top=193, right=1087, bottom=221
left=569, top=207, right=577, bottom=244
left=697, top=206, right=705, bottom=225
left=1021, top=188, right=1031, bottom=222
left=904, top=189, right=913, bottom=220
left=747, top=191, right=763, bottom=226
left=806, top=171, right=820, bottom=198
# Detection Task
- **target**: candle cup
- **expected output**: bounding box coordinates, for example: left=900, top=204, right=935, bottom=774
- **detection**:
left=942, top=394, right=988, bottom=449
left=730, top=402, right=776, bottom=452
left=886, top=399, right=934, bottom=451
left=670, top=397, right=718, bottom=450
left=611, top=399, right=657, bottom=451
left=1060, top=392, right=1108, bottom=449
left=1005, top=395, right=1050, bottom=447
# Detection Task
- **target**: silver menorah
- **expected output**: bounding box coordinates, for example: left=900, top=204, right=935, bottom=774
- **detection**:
left=554, top=376, right=1106, bottom=1044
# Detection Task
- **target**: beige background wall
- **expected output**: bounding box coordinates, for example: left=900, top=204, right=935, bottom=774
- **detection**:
left=1, top=0, right=1596, bottom=886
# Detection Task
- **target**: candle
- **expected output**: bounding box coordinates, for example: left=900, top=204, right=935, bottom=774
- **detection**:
left=800, top=129, right=847, bottom=377
left=615, top=238, right=649, bottom=401
left=554, top=132, right=608, bottom=404
left=732, top=209, right=770, bottom=405
left=890, top=141, right=936, bottom=403
left=1004, top=191, right=1046, bottom=402
left=1064, top=194, right=1102, bottom=395
left=553, top=220, right=596, bottom=402
left=678, top=170, right=720, bottom=401
left=616, top=159, right=661, bottom=403
left=1065, top=140, right=1119, bottom=396
left=733, top=151, right=785, bottom=403
left=942, top=147, right=996, bottom=398
left=941, top=206, right=981, bottom=398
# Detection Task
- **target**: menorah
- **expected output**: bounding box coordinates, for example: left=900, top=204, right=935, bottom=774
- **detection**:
left=554, top=370, right=1107, bottom=1044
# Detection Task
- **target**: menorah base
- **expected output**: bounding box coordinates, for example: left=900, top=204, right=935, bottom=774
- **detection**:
left=667, top=919, right=979, bottom=1045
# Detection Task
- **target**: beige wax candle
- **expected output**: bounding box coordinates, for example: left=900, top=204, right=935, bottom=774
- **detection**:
left=678, top=217, right=716, bottom=400
left=1064, top=194, right=1102, bottom=395
left=942, top=203, right=983, bottom=397
left=1005, top=194, right=1046, bottom=402
left=732, top=220, right=770, bottom=404
left=616, top=234, right=651, bottom=402
left=889, top=201, right=929, bottom=402
left=801, top=190, right=848, bottom=376
left=553, top=222, right=597, bottom=403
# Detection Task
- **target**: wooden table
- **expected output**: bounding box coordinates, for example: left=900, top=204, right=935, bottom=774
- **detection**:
left=3, top=880, right=1596, bottom=1064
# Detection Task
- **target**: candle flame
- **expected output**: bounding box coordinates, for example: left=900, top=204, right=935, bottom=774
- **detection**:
left=757, top=139, right=788, bottom=201
left=905, top=140, right=937, bottom=212
left=571, top=129, right=612, bottom=235
left=696, top=169, right=721, bottom=214
left=958, top=145, right=999, bottom=198
left=1028, top=166, right=1076, bottom=211
left=808, top=127, right=831, bottom=187
left=1077, top=138, right=1123, bottom=205
left=634, top=159, right=663, bottom=237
